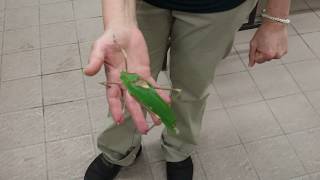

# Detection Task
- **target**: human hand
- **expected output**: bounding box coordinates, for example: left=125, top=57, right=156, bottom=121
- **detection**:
left=84, top=27, right=170, bottom=134
left=249, top=21, right=288, bottom=67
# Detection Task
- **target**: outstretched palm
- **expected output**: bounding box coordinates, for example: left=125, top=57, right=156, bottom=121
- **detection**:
left=84, top=28, right=170, bottom=134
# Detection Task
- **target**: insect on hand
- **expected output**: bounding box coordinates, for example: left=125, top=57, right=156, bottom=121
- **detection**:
left=99, top=33, right=181, bottom=134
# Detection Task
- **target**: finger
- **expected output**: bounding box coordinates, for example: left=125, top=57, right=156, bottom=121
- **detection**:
left=249, top=43, right=257, bottom=67
left=150, top=113, right=161, bottom=126
left=146, top=77, right=171, bottom=103
left=125, top=92, right=149, bottom=134
left=84, top=41, right=105, bottom=76
left=254, top=51, right=266, bottom=64
left=106, top=85, right=124, bottom=124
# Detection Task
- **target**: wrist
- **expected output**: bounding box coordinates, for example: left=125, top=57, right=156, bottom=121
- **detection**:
left=261, top=19, right=287, bottom=29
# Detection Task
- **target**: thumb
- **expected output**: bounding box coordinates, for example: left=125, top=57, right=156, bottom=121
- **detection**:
left=254, top=51, right=265, bottom=64
left=84, top=42, right=105, bottom=76
left=249, top=43, right=257, bottom=67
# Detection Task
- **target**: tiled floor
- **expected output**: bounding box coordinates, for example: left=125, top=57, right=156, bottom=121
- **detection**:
left=0, top=0, right=320, bottom=180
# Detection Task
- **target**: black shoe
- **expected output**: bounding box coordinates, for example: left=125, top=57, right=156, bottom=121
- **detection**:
left=84, top=147, right=142, bottom=180
left=166, top=157, right=193, bottom=180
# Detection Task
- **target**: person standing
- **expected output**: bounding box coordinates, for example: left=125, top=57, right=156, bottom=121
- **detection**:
left=84, top=0, right=291, bottom=179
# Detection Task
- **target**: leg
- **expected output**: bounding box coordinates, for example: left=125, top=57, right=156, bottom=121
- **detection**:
left=162, top=0, right=258, bottom=162
left=97, top=0, right=172, bottom=167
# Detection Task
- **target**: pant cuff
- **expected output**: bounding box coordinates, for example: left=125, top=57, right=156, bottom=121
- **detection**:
left=102, top=145, right=141, bottom=167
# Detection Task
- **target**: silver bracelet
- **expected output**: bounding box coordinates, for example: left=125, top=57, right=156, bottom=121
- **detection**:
left=261, top=9, right=290, bottom=24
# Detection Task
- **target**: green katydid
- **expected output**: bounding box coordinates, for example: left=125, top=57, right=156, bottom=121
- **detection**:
left=100, top=34, right=180, bottom=134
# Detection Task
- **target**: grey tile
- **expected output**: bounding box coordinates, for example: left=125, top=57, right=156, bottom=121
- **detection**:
left=73, top=0, right=102, bottom=19
left=40, top=1, right=74, bottom=25
left=0, top=0, right=4, bottom=10
left=199, top=145, right=258, bottom=180
left=250, top=65, right=300, bottom=99
left=41, top=44, right=81, bottom=74
left=290, top=174, right=310, bottom=180
left=44, top=100, right=91, bottom=141
left=92, top=132, right=100, bottom=155
left=306, top=90, right=320, bottom=114
left=288, top=128, right=320, bottom=173
left=79, top=41, right=92, bottom=67
left=5, top=6, right=39, bottom=30
left=156, top=71, right=171, bottom=86
left=290, top=12, right=320, bottom=34
left=205, top=86, right=223, bottom=111
left=40, top=0, right=69, bottom=4
left=287, top=24, right=299, bottom=36
left=43, top=70, right=85, bottom=105
left=281, top=35, right=316, bottom=64
left=302, top=32, right=320, bottom=58
left=215, top=48, right=246, bottom=76
left=305, top=0, right=320, bottom=9
left=267, top=94, right=320, bottom=134
left=0, top=144, right=46, bottom=180
left=4, top=27, right=40, bottom=54
left=150, top=154, right=206, bottom=180
left=1, top=50, right=41, bottom=81
left=234, top=28, right=257, bottom=44
left=290, top=173, right=320, bottom=180
left=290, top=0, right=310, bottom=12
left=0, top=108, right=44, bottom=151
left=245, top=136, right=306, bottom=180
left=6, top=0, right=38, bottom=9
left=286, top=60, right=320, bottom=92
left=197, top=109, right=240, bottom=153
left=150, top=161, right=166, bottom=180
left=88, top=96, right=112, bottom=134
left=0, top=30, right=3, bottom=54
left=309, top=172, right=320, bottom=180
left=84, top=70, right=106, bottom=98
left=0, top=77, right=42, bottom=113
left=227, top=101, right=283, bottom=143
left=40, top=21, right=77, bottom=47
left=235, top=43, right=283, bottom=70
left=0, top=9, right=4, bottom=28
left=46, top=135, right=95, bottom=180
left=0, top=0, right=3, bottom=10
left=76, top=17, right=103, bottom=43
left=214, top=71, right=263, bottom=107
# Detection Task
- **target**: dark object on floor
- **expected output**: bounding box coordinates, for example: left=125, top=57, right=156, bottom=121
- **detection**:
left=166, top=156, right=194, bottom=180
left=84, top=147, right=142, bottom=180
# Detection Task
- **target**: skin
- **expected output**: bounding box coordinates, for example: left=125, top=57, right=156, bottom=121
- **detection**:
left=84, top=0, right=291, bottom=134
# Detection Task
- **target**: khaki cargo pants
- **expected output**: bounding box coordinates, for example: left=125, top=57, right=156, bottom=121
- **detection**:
left=98, top=0, right=258, bottom=166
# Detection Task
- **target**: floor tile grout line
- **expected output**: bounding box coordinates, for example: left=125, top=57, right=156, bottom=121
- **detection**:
left=282, top=63, right=320, bottom=174
left=211, top=81, right=262, bottom=180
left=71, top=0, right=97, bottom=156
left=304, top=0, right=320, bottom=19
left=0, top=132, right=93, bottom=154
left=194, top=152, right=208, bottom=180
left=0, top=68, right=83, bottom=82
left=1, top=14, right=103, bottom=33
left=0, top=94, right=108, bottom=116
left=37, top=0, right=49, bottom=178
left=290, top=13, right=320, bottom=60
left=235, top=60, right=310, bottom=177
left=2, top=40, right=93, bottom=56
left=246, top=61, right=311, bottom=175
left=1, top=56, right=318, bottom=84
left=283, top=61, right=320, bottom=120
left=0, top=0, right=7, bottom=85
